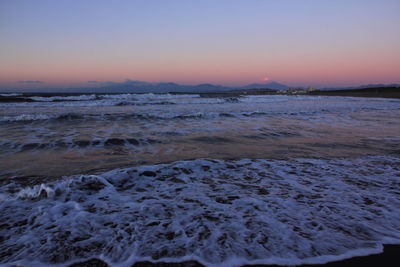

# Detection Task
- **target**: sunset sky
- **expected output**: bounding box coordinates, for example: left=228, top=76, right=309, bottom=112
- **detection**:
left=0, top=0, right=399, bottom=90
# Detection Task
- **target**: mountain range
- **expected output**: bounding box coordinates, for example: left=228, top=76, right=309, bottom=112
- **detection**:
left=14, top=80, right=289, bottom=93
left=82, top=80, right=290, bottom=93
left=4, top=80, right=399, bottom=93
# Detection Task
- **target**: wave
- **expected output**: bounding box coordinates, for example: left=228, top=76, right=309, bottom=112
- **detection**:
left=0, top=137, right=161, bottom=151
left=0, top=114, right=55, bottom=122
left=0, top=96, right=225, bottom=108
left=1, top=155, right=399, bottom=266
left=28, top=94, right=97, bottom=102
left=0, top=109, right=276, bottom=123
left=114, top=100, right=176, bottom=106
left=0, top=93, right=22, bottom=97
left=0, top=110, right=318, bottom=124
left=5, top=93, right=200, bottom=104
left=0, top=113, right=84, bottom=122
left=0, top=112, right=217, bottom=123
left=26, top=93, right=199, bottom=102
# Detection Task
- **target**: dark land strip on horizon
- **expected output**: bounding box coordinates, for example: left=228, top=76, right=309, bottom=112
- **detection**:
left=1, top=86, right=400, bottom=102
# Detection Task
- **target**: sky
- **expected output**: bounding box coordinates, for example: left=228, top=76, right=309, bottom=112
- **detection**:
left=0, top=0, right=399, bottom=90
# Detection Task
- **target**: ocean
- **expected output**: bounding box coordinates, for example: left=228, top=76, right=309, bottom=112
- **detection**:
left=0, top=93, right=399, bottom=266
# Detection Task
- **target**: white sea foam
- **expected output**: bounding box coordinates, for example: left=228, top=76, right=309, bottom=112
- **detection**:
left=0, top=93, right=22, bottom=97
left=0, top=113, right=86, bottom=122
left=1, top=155, right=399, bottom=266
left=29, top=94, right=97, bottom=102
left=0, top=114, right=54, bottom=122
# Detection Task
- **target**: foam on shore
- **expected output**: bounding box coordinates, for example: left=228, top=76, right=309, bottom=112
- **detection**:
left=1, top=155, right=399, bottom=266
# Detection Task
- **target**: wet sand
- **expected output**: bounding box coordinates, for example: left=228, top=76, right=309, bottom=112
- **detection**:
left=69, top=244, right=399, bottom=266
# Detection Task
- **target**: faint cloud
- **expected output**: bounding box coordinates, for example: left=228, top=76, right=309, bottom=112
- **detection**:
left=87, top=80, right=98, bottom=83
left=19, top=80, right=44, bottom=84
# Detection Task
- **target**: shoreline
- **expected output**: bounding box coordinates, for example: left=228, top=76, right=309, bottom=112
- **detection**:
left=68, top=244, right=399, bottom=267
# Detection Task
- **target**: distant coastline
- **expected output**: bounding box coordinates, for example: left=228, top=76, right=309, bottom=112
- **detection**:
left=2, top=86, right=399, bottom=103
left=192, top=86, right=400, bottom=99
left=307, top=86, right=400, bottom=99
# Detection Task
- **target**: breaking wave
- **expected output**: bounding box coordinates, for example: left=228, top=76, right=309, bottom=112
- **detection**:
left=0, top=93, right=22, bottom=97
left=0, top=137, right=161, bottom=151
left=29, top=94, right=97, bottom=102
left=0, top=114, right=55, bottom=122
left=0, top=113, right=83, bottom=122
left=0, top=110, right=278, bottom=123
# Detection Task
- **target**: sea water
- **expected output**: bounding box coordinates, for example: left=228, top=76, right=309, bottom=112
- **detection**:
left=0, top=93, right=399, bottom=266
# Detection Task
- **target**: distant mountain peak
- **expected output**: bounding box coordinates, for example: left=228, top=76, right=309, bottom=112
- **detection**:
left=239, top=81, right=288, bottom=90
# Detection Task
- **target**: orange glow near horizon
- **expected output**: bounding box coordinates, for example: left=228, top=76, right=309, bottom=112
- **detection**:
left=1, top=54, right=399, bottom=88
